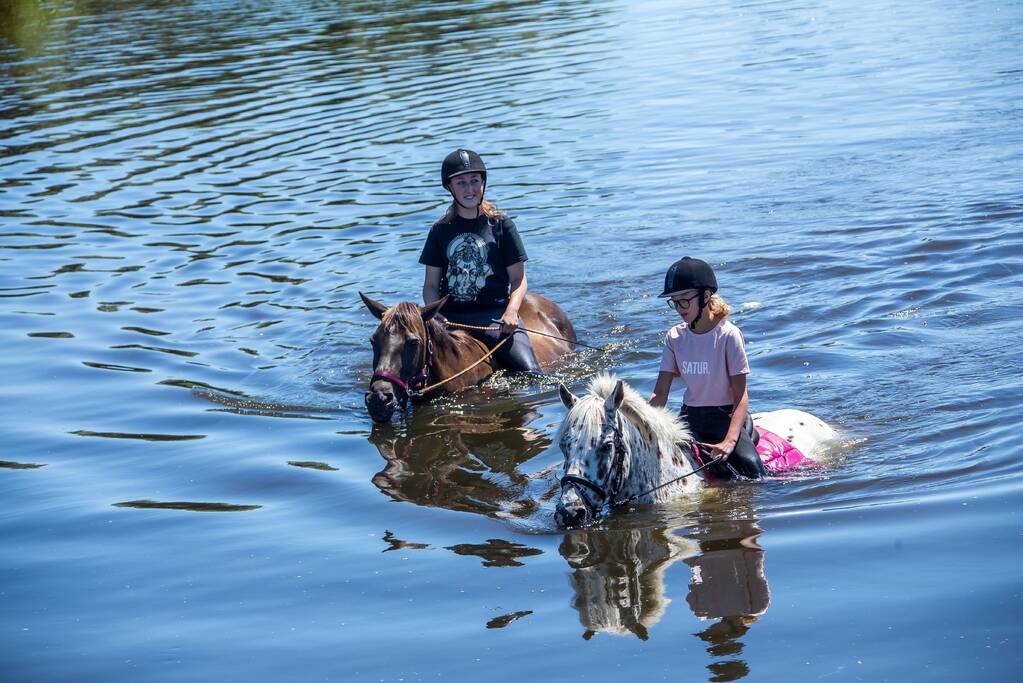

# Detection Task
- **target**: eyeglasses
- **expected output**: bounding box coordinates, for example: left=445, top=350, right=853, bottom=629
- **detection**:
left=667, top=293, right=701, bottom=311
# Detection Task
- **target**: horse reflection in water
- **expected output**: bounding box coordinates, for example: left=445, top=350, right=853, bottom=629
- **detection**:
left=561, top=497, right=769, bottom=681
left=368, top=396, right=555, bottom=520
left=561, top=525, right=699, bottom=640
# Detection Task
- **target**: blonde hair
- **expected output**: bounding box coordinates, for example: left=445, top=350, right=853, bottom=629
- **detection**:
left=707, top=293, right=731, bottom=318
left=439, top=199, right=502, bottom=224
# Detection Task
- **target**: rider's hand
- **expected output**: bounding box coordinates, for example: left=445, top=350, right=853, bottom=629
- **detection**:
left=498, top=311, right=519, bottom=336
left=709, top=438, right=736, bottom=461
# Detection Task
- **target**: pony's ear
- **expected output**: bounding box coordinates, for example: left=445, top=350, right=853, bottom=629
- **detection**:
left=605, top=379, right=625, bottom=411
left=359, top=292, right=388, bottom=320
left=421, top=296, right=448, bottom=322
left=559, top=383, right=578, bottom=409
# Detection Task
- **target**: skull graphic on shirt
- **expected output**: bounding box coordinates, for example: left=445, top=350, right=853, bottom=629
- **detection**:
left=445, top=233, right=492, bottom=302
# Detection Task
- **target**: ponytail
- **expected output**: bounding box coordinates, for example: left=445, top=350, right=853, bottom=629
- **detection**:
left=707, top=293, right=731, bottom=318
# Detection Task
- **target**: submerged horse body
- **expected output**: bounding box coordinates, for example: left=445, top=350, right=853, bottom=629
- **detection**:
left=555, top=374, right=836, bottom=527
left=361, top=291, right=575, bottom=422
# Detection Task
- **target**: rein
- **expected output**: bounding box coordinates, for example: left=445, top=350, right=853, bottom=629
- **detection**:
left=446, top=320, right=605, bottom=352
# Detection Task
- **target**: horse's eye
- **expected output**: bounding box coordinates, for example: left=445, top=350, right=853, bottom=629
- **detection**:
left=405, top=339, right=420, bottom=350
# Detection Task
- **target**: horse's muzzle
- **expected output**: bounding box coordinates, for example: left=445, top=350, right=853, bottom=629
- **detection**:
left=365, top=388, right=398, bottom=423
left=555, top=486, right=594, bottom=528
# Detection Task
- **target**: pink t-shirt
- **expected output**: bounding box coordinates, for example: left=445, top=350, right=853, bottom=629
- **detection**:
left=658, top=319, right=749, bottom=407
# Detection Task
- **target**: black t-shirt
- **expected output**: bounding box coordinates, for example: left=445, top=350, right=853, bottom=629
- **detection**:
left=418, top=214, right=528, bottom=313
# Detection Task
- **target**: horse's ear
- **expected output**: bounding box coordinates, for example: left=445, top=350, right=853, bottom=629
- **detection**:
left=559, top=383, right=578, bottom=409
left=582, top=629, right=595, bottom=641
left=632, top=623, right=649, bottom=641
left=359, top=291, right=388, bottom=320
left=421, top=295, right=448, bottom=322
left=605, top=379, right=625, bottom=411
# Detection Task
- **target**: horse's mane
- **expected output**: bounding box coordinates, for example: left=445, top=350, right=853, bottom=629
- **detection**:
left=381, top=302, right=427, bottom=338
left=557, top=373, right=692, bottom=458
left=381, top=302, right=483, bottom=356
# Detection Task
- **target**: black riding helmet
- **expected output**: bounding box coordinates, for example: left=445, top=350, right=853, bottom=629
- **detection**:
left=441, top=149, right=487, bottom=214
left=441, top=149, right=487, bottom=190
left=660, top=257, right=718, bottom=328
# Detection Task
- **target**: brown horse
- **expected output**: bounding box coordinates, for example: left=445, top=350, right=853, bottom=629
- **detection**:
left=360, top=291, right=576, bottom=422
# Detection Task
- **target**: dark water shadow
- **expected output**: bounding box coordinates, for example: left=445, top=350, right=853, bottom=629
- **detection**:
left=191, top=387, right=341, bottom=421
left=486, top=610, right=533, bottom=629
left=0, top=460, right=46, bottom=469
left=447, top=539, right=544, bottom=568
left=366, top=393, right=556, bottom=521
left=70, top=430, right=205, bottom=441
left=560, top=496, right=769, bottom=681
left=287, top=460, right=338, bottom=471
left=112, top=499, right=261, bottom=512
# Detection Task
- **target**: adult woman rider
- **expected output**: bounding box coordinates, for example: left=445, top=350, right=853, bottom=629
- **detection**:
left=418, top=149, right=542, bottom=372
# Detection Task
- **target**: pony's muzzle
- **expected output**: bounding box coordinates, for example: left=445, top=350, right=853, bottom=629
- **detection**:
left=555, top=487, right=593, bottom=528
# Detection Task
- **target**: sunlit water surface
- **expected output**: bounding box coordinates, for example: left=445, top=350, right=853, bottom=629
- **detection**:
left=2, top=1, right=1022, bottom=681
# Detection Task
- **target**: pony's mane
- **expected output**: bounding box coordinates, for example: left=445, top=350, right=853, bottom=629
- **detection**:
left=380, top=301, right=483, bottom=355
left=557, top=373, right=692, bottom=458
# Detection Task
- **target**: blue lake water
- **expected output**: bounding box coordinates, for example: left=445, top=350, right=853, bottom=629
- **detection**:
left=2, top=0, right=1022, bottom=680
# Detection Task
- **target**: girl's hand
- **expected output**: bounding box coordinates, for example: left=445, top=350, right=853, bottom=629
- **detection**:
left=708, top=438, right=736, bottom=461
left=498, top=311, right=519, bottom=336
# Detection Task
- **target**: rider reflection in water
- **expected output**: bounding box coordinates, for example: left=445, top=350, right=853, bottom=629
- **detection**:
left=419, top=149, right=542, bottom=372
left=648, top=257, right=768, bottom=479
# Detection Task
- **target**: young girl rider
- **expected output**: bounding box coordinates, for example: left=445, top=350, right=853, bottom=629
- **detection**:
left=649, top=257, right=768, bottom=479
left=419, top=149, right=542, bottom=372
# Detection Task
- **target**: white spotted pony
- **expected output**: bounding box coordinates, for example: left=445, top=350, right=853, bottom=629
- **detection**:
left=554, top=374, right=835, bottom=527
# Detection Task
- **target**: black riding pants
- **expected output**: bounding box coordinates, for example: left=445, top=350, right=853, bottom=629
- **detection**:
left=683, top=404, right=767, bottom=480
left=441, top=308, right=542, bottom=373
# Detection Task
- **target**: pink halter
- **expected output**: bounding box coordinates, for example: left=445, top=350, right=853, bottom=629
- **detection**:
left=370, top=331, right=433, bottom=398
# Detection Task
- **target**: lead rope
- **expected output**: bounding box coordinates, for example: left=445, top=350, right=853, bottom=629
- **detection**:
left=610, top=446, right=723, bottom=509
left=444, top=321, right=501, bottom=332
left=412, top=334, right=511, bottom=396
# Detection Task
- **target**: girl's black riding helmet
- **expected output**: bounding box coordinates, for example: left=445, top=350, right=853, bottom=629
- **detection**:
left=660, top=257, right=718, bottom=328
left=441, top=149, right=487, bottom=189
left=659, top=256, right=718, bottom=298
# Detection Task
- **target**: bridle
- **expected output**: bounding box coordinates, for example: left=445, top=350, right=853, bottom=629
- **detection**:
left=369, top=325, right=433, bottom=403
left=560, top=413, right=630, bottom=513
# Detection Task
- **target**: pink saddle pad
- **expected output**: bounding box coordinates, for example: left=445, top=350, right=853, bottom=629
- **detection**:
left=755, top=426, right=810, bottom=472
